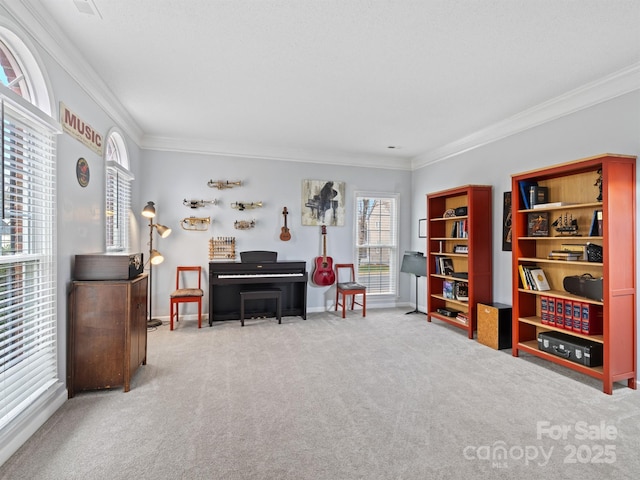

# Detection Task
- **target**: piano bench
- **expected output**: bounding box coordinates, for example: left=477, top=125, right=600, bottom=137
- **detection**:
left=240, top=289, right=282, bottom=326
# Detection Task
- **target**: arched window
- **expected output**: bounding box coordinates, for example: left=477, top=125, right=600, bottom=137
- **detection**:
left=0, top=37, right=30, bottom=98
left=105, top=130, right=133, bottom=251
left=0, top=30, right=60, bottom=441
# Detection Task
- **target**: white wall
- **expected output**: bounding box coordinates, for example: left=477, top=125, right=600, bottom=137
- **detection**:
left=139, top=150, right=413, bottom=319
left=2, top=2, right=640, bottom=465
left=411, top=89, right=640, bottom=365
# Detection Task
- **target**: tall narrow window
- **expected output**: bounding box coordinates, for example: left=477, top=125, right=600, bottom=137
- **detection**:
left=0, top=90, right=59, bottom=430
left=105, top=131, right=132, bottom=252
left=355, top=193, right=399, bottom=295
left=0, top=37, right=60, bottom=434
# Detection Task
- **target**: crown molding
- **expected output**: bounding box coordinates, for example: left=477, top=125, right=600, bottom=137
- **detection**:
left=141, top=135, right=413, bottom=171
left=5, top=1, right=145, bottom=144
left=7, top=2, right=638, bottom=171
left=411, top=63, right=640, bottom=170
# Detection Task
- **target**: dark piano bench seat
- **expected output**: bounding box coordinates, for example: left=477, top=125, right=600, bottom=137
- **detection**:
left=239, top=289, right=282, bottom=326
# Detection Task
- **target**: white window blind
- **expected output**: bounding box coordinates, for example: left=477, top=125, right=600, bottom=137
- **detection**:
left=106, top=163, right=132, bottom=251
left=355, top=194, right=398, bottom=295
left=105, top=132, right=132, bottom=252
left=0, top=93, right=58, bottom=430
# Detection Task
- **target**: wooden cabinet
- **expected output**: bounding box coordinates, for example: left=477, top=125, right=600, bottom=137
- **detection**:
left=68, top=274, right=148, bottom=398
left=427, top=185, right=493, bottom=338
left=511, top=154, right=636, bottom=394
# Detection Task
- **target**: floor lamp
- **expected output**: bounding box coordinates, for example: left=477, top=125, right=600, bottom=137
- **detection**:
left=401, top=251, right=427, bottom=315
left=142, top=201, right=172, bottom=328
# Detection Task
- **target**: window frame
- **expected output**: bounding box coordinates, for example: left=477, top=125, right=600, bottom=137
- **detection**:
left=104, top=130, right=133, bottom=252
left=353, top=191, right=399, bottom=296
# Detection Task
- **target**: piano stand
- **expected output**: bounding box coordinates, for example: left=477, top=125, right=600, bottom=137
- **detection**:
left=240, top=289, right=282, bottom=326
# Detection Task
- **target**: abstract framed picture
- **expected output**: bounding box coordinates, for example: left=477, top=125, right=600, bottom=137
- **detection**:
left=502, top=191, right=512, bottom=251
left=301, top=179, right=345, bottom=226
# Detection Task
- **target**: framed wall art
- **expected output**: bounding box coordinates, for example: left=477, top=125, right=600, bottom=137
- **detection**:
left=502, top=191, right=512, bottom=251
left=301, top=179, right=345, bottom=226
left=419, top=218, right=427, bottom=238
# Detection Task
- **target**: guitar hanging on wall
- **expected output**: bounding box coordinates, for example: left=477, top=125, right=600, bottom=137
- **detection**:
left=280, top=207, right=291, bottom=241
left=312, top=225, right=335, bottom=286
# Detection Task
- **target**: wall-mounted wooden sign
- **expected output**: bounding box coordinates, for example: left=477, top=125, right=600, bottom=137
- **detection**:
left=60, top=102, right=103, bottom=156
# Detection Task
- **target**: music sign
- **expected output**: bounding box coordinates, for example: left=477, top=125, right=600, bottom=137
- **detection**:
left=60, top=102, right=103, bottom=156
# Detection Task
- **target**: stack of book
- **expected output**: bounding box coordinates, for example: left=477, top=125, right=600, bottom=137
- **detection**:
left=559, top=244, right=587, bottom=261
left=548, top=250, right=582, bottom=261
left=456, top=312, right=469, bottom=325
left=518, top=265, right=551, bottom=291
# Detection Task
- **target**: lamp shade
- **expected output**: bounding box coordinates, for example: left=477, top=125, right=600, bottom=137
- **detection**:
left=142, top=201, right=156, bottom=218
left=149, top=249, right=164, bottom=265
left=156, top=224, right=172, bottom=238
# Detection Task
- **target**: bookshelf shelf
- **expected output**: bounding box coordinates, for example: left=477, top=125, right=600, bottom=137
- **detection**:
left=512, top=153, right=636, bottom=394
left=427, top=185, right=492, bottom=339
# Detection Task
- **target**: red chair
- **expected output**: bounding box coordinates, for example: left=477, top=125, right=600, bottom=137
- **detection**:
left=335, top=263, right=366, bottom=318
left=170, top=266, right=204, bottom=330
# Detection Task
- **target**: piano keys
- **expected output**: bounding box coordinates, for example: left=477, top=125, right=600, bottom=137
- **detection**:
left=209, top=261, right=307, bottom=324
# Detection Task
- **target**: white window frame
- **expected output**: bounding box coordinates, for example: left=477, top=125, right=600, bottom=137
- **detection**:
left=105, top=130, right=133, bottom=252
left=0, top=31, right=63, bottom=463
left=354, top=192, right=399, bottom=296
left=0, top=85, right=61, bottom=432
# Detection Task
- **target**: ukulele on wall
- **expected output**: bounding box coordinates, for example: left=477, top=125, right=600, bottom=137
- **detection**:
left=280, top=207, right=291, bottom=241
left=312, top=225, right=336, bottom=286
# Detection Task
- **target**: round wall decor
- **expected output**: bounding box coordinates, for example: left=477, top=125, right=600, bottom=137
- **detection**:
left=76, top=157, right=90, bottom=187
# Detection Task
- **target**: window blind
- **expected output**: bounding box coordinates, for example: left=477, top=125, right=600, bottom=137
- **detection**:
left=105, top=162, right=132, bottom=251
left=0, top=93, right=58, bottom=430
left=355, top=194, right=398, bottom=295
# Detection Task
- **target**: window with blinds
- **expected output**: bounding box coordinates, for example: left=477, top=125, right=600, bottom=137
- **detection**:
left=355, top=193, right=398, bottom=295
left=105, top=132, right=132, bottom=252
left=1, top=92, right=58, bottom=431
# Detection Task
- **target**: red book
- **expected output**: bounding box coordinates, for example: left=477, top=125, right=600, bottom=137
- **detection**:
left=547, top=297, right=557, bottom=327
left=555, top=299, right=565, bottom=329
left=563, top=300, right=574, bottom=331
left=572, top=302, right=582, bottom=331
left=540, top=296, right=549, bottom=324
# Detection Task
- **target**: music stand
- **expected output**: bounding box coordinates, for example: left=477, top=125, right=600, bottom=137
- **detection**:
left=401, top=251, right=427, bottom=314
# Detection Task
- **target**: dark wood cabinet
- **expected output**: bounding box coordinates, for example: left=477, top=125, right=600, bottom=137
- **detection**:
left=511, top=154, right=636, bottom=394
left=426, top=185, right=493, bottom=338
left=68, top=274, right=148, bottom=398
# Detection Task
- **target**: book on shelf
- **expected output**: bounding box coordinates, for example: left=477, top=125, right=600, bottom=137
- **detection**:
left=529, top=268, right=550, bottom=291
left=559, top=243, right=588, bottom=261
left=527, top=212, right=549, bottom=236
left=442, top=280, right=455, bottom=299
left=455, top=281, right=469, bottom=301
left=519, top=265, right=550, bottom=291
left=518, top=265, right=530, bottom=290
left=518, top=180, right=538, bottom=209
left=528, top=186, right=548, bottom=208
left=451, top=272, right=468, bottom=280
left=438, top=257, right=455, bottom=276
left=450, top=220, right=468, bottom=239
left=456, top=312, right=469, bottom=325
left=540, top=296, right=549, bottom=324
left=548, top=250, right=582, bottom=261
left=589, top=209, right=603, bottom=236
left=532, top=201, right=575, bottom=209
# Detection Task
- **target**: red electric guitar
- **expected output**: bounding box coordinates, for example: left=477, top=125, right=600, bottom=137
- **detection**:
left=312, top=225, right=336, bottom=286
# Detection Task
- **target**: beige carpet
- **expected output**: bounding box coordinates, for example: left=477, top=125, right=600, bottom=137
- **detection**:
left=1, top=308, right=639, bottom=479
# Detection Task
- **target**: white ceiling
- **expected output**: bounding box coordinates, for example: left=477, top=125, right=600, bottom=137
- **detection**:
left=14, top=0, right=640, bottom=169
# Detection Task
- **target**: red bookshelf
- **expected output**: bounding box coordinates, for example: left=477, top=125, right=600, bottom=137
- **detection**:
left=511, top=154, right=636, bottom=394
left=426, top=185, right=493, bottom=338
